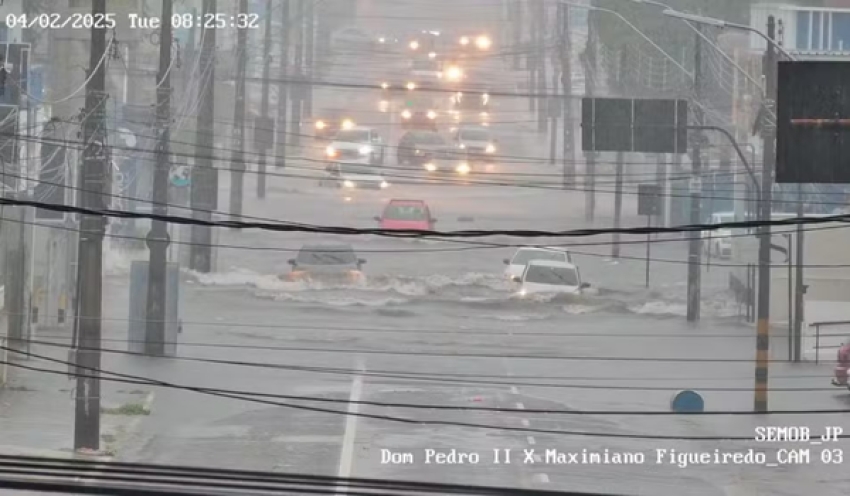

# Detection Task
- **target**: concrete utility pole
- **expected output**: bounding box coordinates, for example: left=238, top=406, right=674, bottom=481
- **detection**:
left=189, top=0, right=217, bottom=273
left=686, top=27, right=704, bottom=323
left=583, top=9, right=597, bottom=222
left=145, top=0, right=172, bottom=357
left=303, top=0, right=314, bottom=120
left=559, top=2, right=575, bottom=188
left=536, top=0, right=547, bottom=133
left=74, top=0, right=109, bottom=452
left=275, top=0, right=290, bottom=169
left=754, top=16, right=777, bottom=412
left=549, top=68, right=558, bottom=165
left=229, top=0, right=248, bottom=223
left=528, top=1, right=536, bottom=113
left=612, top=151, right=624, bottom=259
left=291, top=0, right=304, bottom=149
left=256, top=0, right=272, bottom=199
left=513, top=0, right=523, bottom=70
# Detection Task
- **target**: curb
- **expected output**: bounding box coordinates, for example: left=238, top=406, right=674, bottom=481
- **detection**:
left=0, top=445, right=113, bottom=462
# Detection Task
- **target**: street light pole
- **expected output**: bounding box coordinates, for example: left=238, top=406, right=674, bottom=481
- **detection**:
left=686, top=26, right=704, bottom=323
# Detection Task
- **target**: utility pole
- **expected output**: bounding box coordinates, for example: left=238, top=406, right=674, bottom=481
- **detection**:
left=303, top=0, right=314, bottom=120
left=612, top=151, right=624, bottom=259
left=583, top=10, right=597, bottom=222
left=291, top=0, right=304, bottom=149
left=189, top=0, right=217, bottom=273
left=549, top=68, right=558, bottom=165
left=74, top=0, right=109, bottom=452
left=257, top=0, right=272, bottom=199
left=275, top=0, right=290, bottom=169
left=513, top=0, right=523, bottom=70
left=229, top=0, right=248, bottom=222
left=686, top=27, right=704, bottom=323
left=145, top=0, right=172, bottom=357
left=793, top=183, right=803, bottom=362
left=528, top=1, right=536, bottom=114
left=754, top=16, right=777, bottom=412
left=559, top=2, right=575, bottom=188
left=536, top=0, right=547, bottom=133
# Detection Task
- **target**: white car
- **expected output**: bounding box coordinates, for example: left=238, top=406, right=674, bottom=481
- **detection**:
left=325, top=127, right=385, bottom=165
left=517, top=260, right=589, bottom=297
left=703, top=211, right=734, bottom=259
left=453, top=126, right=497, bottom=159
left=320, top=162, right=389, bottom=190
left=503, top=247, right=573, bottom=281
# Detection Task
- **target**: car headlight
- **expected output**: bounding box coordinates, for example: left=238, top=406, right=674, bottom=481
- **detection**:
left=424, top=163, right=437, bottom=172
left=315, top=121, right=326, bottom=130
left=409, top=40, right=419, bottom=50
left=460, top=36, right=470, bottom=46
left=379, top=100, right=389, bottom=112
left=480, top=112, right=489, bottom=118
left=406, top=82, right=416, bottom=91
left=427, top=110, right=437, bottom=119
left=343, top=180, right=355, bottom=188
left=341, top=119, right=354, bottom=130
left=401, top=110, right=412, bottom=119
left=446, top=66, right=462, bottom=81
left=359, top=145, right=372, bottom=155
left=518, top=289, right=527, bottom=297
left=485, top=144, right=495, bottom=153
left=380, top=82, right=389, bottom=89
left=325, top=146, right=336, bottom=157
left=456, top=163, right=470, bottom=174
left=380, top=181, right=389, bottom=189
left=475, top=35, right=492, bottom=50
left=428, top=51, right=437, bottom=59
left=458, top=143, right=466, bottom=149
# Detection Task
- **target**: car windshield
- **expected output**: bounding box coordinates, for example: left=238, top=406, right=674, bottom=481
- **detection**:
left=334, top=130, right=370, bottom=142
left=459, top=129, right=490, bottom=141
left=295, top=247, right=357, bottom=265
left=456, top=94, right=488, bottom=110
left=523, top=265, right=579, bottom=286
left=384, top=204, right=427, bottom=220
left=339, top=163, right=377, bottom=175
left=512, top=249, right=567, bottom=265
left=413, top=133, right=445, bottom=145
left=412, top=59, right=439, bottom=71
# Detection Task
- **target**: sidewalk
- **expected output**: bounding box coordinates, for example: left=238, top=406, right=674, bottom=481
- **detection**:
left=0, top=278, right=153, bottom=459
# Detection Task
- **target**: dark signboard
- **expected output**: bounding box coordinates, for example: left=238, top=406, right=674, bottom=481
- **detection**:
left=638, top=183, right=662, bottom=216
left=582, top=97, right=688, bottom=154
left=776, top=61, right=850, bottom=183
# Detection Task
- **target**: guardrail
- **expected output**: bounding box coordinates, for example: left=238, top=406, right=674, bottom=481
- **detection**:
left=811, top=320, right=850, bottom=364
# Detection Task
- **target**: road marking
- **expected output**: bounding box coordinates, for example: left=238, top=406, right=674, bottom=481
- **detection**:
left=521, top=418, right=530, bottom=427
left=510, top=386, right=519, bottom=394
left=515, top=402, right=525, bottom=410
left=527, top=436, right=536, bottom=445
left=336, top=361, right=364, bottom=495
left=533, top=473, right=550, bottom=484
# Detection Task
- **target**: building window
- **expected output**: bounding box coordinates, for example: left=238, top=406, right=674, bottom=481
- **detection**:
left=0, top=23, right=7, bottom=43
left=813, top=11, right=823, bottom=50
left=832, top=12, right=850, bottom=50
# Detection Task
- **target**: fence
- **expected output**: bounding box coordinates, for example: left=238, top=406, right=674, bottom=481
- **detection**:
left=810, top=320, right=850, bottom=364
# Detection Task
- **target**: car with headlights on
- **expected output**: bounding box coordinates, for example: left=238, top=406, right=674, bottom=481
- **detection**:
left=375, top=199, right=436, bottom=231
left=516, top=260, right=590, bottom=297
left=421, top=148, right=472, bottom=176
left=397, top=130, right=448, bottom=166
left=284, top=244, right=366, bottom=283
left=325, top=127, right=385, bottom=165
left=450, top=90, right=491, bottom=126
left=320, top=162, right=390, bottom=191
left=452, top=125, right=497, bottom=162
left=503, top=247, right=573, bottom=281
left=312, top=110, right=356, bottom=141
left=703, top=211, right=734, bottom=259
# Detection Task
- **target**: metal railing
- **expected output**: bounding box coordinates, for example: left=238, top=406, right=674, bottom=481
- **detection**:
left=811, top=320, right=850, bottom=364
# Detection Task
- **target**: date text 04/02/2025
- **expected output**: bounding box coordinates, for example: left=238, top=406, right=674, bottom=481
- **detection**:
left=380, top=448, right=843, bottom=467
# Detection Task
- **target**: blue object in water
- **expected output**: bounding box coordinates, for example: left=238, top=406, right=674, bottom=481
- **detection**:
left=670, top=390, right=704, bottom=413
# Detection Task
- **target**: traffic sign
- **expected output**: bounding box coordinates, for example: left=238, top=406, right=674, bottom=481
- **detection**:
left=169, top=164, right=191, bottom=187
left=637, top=184, right=661, bottom=216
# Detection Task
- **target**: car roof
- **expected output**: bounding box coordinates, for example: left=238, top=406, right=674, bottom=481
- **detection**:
left=525, top=260, right=578, bottom=270
left=387, top=199, right=427, bottom=206
left=339, top=126, right=372, bottom=132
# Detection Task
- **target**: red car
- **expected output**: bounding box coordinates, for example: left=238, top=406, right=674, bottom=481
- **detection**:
left=374, top=199, right=436, bottom=230
left=832, top=342, right=850, bottom=388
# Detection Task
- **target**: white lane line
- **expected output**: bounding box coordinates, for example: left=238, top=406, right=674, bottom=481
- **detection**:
left=533, top=473, right=550, bottom=484
left=510, top=386, right=519, bottom=394
left=521, top=418, right=530, bottom=427
left=527, top=436, right=536, bottom=445
left=336, top=362, right=364, bottom=495
left=515, top=402, right=525, bottom=410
